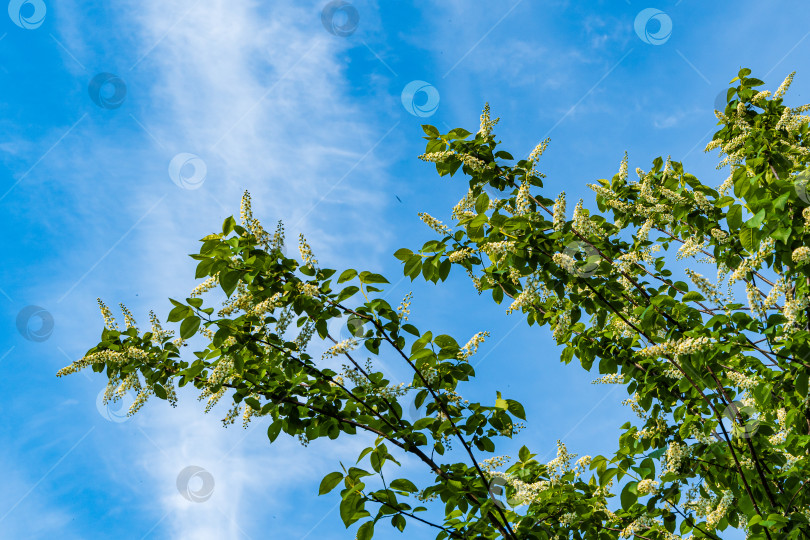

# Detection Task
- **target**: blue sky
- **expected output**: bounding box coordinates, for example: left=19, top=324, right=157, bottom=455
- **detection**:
left=1, top=1, right=809, bottom=538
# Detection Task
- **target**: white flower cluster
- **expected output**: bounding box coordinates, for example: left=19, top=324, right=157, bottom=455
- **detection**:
left=515, top=179, right=532, bottom=215
left=637, top=336, right=713, bottom=359
left=458, top=331, right=489, bottom=361
left=751, top=90, right=771, bottom=104
left=635, top=218, right=654, bottom=244
left=552, top=253, right=577, bottom=275
left=551, top=309, right=571, bottom=342
left=57, top=349, right=125, bottom=377
left=240, top=191, right=274, bottom=248
left=663, top=441, right=687, bottom=474
left=247, top=292, right=282, bottom=318
left=418, top=212, right=452, bottom=236
left=119, top=303, right=137, bottom=329
left=746, top=281, right=764, bottom=318
left=620, top=515, right=658, bottom=539
left=191, top=275, right=219, bottom=298
left=676, top=237, right=705, bottom=260
left=479, top=455, right=511, bottom=472
left=685, top=269, right=724, bottom=306
left=528, top=138, right=550, bottom=166
left=792, top=246, right=810, bottom=264
left=298, top=282, right=320, bottom=297
left=451, top=190, right=476, bottom=221
left=482, top=240, right=516, bottom=266
left=774, top=71, right=795, bottom=99
left=397, top=292, right=413, bottom=321
left=591, top=373, right=624, bottom=384
left=298, top=233, right=318, bottom=268
left=783, top=290, right=809, bottom=331
left=621, top=393, right=647, bottom=419
left=637, top=479, right=659, bottom=495
left=552, top=192, right=566, bottom=232
left=418, top=150, right=454, bottom=163
left=98, top=298, right=119, bottom=330
left=448, top=247, right=474, bottom=263
left=322, top=338, right=358, bottom=360
left=706, top=490, right=733, bottom=529
left=460, top=154, right=486, bottom=171
left=477, top=103, right=499, bottom=140
left=726, top=369, right=757, bottom=390
left=218, top=283, right=252, bottom=317
left=572, top=199, right=605, bottom=239
left=618, top=152, right=629, bottom=182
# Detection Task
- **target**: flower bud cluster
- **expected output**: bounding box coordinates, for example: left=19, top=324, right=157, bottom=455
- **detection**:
left=448, top=247, right=474, bottom=263
left=515, top=179, right=532, bottom=215
left=664, top=441, right=687, bottom=474
left=322, top=338, right=358, bottom=360
left=676, top=237, right=705, bottom=260
left=637, top=479, right=659, bottom=495
left=477, top=103, right=499, bottom=140
left=191, top=275, right=219, bottom=298
left=460, top=154, right=486, bottom=171
left=774, top=71, right=795, bottom=99
left=298, top=233, right=318, bottom=268
left=418, top=212, right=452, bottom=236
left=98, top=299, right=119, bottom=330
left=458, top=331, right=490, bottom=361
left=397, top=292, right=413, bottom=321
left=706, top=491, right=733, bottom=529
left=592, top=373, right=624, bottom=384
left=792, top=246, right=810, bottom=264
left=553, top=192, right=566, bottom=232
left=685, top=269, right=724, bottom=305
left=479, top=455, right=511, bottom=472
left=637, top=336, right=713, bottom=359
left=418, top=151, right=454, bottom=163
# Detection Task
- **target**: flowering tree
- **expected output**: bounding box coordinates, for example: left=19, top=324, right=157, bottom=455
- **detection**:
left=60, top=68, right=810, bottom=539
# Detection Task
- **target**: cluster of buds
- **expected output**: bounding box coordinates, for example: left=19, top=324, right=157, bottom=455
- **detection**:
left=418, top=212, right=452, bottom=236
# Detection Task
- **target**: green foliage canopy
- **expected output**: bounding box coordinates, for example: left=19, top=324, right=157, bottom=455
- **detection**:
left=60, top=68, right=810, bottom=539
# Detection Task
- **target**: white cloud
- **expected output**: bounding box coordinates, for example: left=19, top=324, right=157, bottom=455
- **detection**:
left=37, top=1, right=403, bottom=538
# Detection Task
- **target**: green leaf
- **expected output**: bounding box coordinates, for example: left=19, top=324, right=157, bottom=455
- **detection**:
left=771, top=227, right=791, bottom=244
left=359, top=272, right=389, bottom=285
left=404, top=255, right=422, bottom=278
left=357, top=521, right=374, bottom=540
left=475, top=193, right=490, bottom=214
left=180, top=316, right=201, bottom=339
left=391, top=514, right=406, bottom=532
left=390, top=478, right=418, bottom=493
left=220, top=270, right=242, bottom=297
left=681, top=291, right=705, bottom=302
left=153, top=383, right=167, bottom=400
left=740, top=228, right=755, bottom=253
left=421, top=124, right=440, bottom=137
left=744, top=209, right=765, bottom=228
left=319, top=472, right=344, bottom=495
left=796, top=374, right=808, bottom=397
left=222, top=216, right=236, bottom=235
left=727, top=204, right=742, bottom=230
left=267, top=421, right=282, bottom=442
left=338, top=269, right=357, bottom=284
left=393, top=249, right=413, bottom=262
left=167, top=305, right=192, bottom=323
left=506, top=399, right=526, bottom=420
left=621, top=481, right=638, bottom=509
